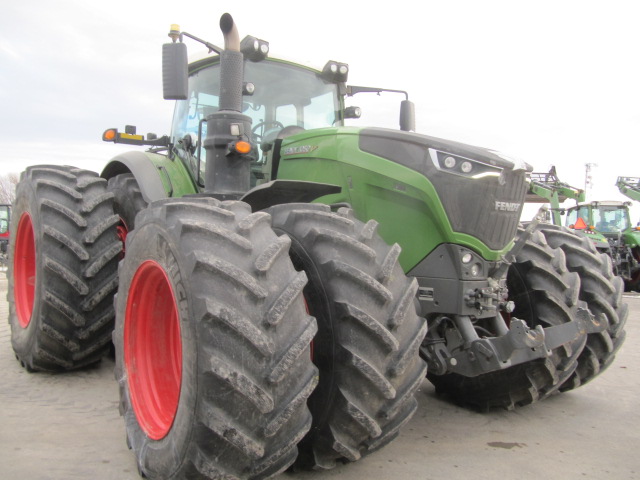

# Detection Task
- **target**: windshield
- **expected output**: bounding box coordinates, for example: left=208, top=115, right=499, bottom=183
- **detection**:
left=566, top=205, right=631, bottom=232
left=593, top=206, right=630, bottom=232
left=170, top=59, right=340, bottom=172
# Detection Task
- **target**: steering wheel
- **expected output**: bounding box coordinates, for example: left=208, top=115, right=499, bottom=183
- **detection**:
left=252, top=120, right=284, bottom=142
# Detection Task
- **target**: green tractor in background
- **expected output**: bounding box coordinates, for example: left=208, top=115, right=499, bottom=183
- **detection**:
left=559, top=176, right=640, bottom=291
left=0, top=204, right=10, bottom=267
left=6, top=14, right=628, bottom=480
left=527, top=169, right=639, bottom=291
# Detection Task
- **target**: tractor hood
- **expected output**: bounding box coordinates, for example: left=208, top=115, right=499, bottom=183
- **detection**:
left=358, top=128, right=532, bottom=251
left=359, top=128, right=531, bottom=174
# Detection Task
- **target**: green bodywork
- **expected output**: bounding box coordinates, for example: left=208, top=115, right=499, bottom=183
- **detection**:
left=148, top=151, right=199, bottom=198
left=101, top=149, right=199, bottom=202
left=276, top=127, right=514, bottom=271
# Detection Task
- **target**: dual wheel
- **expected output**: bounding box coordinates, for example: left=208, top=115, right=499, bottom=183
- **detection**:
left=115, top=199, right=427, bottom=476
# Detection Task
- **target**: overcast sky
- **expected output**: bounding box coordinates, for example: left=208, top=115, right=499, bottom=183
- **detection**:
left=1, top=0, right=639, bottom=221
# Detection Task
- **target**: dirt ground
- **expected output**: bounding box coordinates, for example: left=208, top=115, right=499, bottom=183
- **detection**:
left=1, top=272, right=639, bottom=480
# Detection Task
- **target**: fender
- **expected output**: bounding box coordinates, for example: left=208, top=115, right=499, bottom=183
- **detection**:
left=101, top=151, right=198, bottom=202
left=241, top=180, right=341, bottom=211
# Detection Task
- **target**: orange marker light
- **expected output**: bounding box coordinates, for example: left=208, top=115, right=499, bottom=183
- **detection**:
left=103, top=129, right=117, bottom=142
left=235, top=141, right=251, bottom=154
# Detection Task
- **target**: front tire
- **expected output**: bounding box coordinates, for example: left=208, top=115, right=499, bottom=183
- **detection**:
left=114, top=197, right=317, bottom=479
left=269, top=204, right=428, bottom=470
left=8, top=165, right=120, bottom=371
left=537, top=225, right=628, bottom=391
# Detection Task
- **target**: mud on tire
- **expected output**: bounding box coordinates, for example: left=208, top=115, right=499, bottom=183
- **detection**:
left=8, top=165, right=120, bottom=372
left=536, top=224, right=628, bottom=391
left=113, top=197, right=317, bottom=479
left=426, top=228, right=586, bottom=410
left=269, top=204, right=428, bottom=470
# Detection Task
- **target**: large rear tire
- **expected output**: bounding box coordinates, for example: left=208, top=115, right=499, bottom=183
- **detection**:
left=114, top=197, right=317, bottom=479
left=536, top=224, right=628, bottom=391
left=426, top=228, right=585, bottom=410
left=269, top=204, right=428, bottom=470
left=8, top=165, right=120, bottom=371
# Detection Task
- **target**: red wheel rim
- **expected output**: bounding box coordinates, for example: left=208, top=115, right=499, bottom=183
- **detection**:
left=125, top=260, right=182, bottom=440
left=14, top=213, right=36, bottom=328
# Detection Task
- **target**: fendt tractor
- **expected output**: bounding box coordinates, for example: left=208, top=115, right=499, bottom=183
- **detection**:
left=7, top=14, right=628, bottom=480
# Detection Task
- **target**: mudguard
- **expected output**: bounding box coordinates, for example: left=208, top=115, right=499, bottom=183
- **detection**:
left=101, top=151, right=198, bottom=202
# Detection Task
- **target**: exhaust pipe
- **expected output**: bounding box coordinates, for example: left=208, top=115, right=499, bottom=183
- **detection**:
left=220, top=13, right=240, bottom=52
left=203, top=13, right=254, bottom=197
left=218, top=13, right=243, bottom=113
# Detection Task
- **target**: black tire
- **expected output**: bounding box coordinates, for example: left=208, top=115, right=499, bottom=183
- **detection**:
left=7, top=165, right=121, bottom=372
left=268, top=204, right=428, bottom=470
left=113, top=197, right=317, bottom=479
left=107, top=173, right=148, bottom=233
left=536, top=224, right=628, bottom=391
left=426, top=228, right=586, bottom=410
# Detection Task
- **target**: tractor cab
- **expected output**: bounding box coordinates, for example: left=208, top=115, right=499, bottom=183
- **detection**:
left=566, top=201, right=632, bottom=236
left=169, top=57, right=346, bottom=186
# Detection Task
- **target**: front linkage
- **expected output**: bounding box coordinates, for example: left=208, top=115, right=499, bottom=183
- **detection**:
left=420, top=208, right=604, bottom=379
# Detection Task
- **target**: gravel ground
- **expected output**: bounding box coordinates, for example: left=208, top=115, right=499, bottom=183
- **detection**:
left=1, top=271, right=639, bottom=480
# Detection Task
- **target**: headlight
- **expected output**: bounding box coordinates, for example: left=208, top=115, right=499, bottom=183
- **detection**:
left=429, top=148, right=503, bottom=179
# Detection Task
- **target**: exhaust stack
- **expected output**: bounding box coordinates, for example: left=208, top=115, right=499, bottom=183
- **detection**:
left=203, top=13, right=254, bottom=197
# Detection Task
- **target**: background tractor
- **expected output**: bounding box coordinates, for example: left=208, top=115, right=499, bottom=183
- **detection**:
left=527, top=169, right=639, bottom=292
left=6, top=13, right=627, bottom=480
left=564, top=196, right=640, bottom=291
left=0, top=204, right=10, bottom=267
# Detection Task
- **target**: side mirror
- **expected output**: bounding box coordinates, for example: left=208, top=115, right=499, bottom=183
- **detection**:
left=162, top=42, right=188, bottom=100
left=400, top=100, right=415, bottom=132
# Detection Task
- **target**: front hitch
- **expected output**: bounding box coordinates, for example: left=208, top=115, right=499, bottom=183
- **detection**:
left=423, top=307, right=605, bottom=377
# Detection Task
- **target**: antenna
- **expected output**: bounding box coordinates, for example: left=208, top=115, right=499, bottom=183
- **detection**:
left=584, top=163, right=598, bottom=200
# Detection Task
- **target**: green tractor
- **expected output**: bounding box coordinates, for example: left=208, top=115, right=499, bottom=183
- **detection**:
left=0, top=204, right=10, bottom=266
left=560, top=177, right=640, bottom=291
left=6, top=14, right=627, bottom=479
left=527, top=171, right=639, bottom=291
